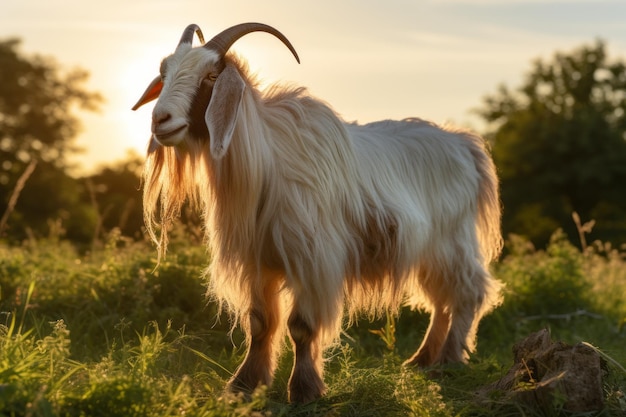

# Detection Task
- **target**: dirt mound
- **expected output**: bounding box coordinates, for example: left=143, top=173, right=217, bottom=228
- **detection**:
left=477, top=329, right=606, bottom=412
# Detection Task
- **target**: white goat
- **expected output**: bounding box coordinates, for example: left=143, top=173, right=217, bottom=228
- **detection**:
left=133, top=23, right=503, bottom=403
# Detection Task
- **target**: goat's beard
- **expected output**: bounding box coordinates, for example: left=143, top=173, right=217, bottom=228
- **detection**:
left=142, top=138, right=206, bottom=262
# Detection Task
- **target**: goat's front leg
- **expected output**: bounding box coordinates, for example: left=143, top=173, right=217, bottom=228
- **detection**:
left=287, top=310, right=326, bottom=403
left=227, top=277, right=282, bottom=395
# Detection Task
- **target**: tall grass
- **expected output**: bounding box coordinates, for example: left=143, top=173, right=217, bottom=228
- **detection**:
left=0, top=228, right=624, bottom=416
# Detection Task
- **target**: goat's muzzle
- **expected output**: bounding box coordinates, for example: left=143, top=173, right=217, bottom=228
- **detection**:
left=151, top=109, right=188, bottom=146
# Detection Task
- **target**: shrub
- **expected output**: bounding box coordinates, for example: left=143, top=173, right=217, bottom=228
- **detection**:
left=496, top=230, right=592, bottom=318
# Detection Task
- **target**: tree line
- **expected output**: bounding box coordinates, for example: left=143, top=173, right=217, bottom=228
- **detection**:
left=1, top=38, right=625, bottom=249
left=0, top=39, right=143, bottom=246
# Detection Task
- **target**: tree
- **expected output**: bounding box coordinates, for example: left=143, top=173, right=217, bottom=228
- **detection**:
left=477, top=40, right=626, bottom=246
left=84, top=152, right=145, bottom=241
left=0, top=38, right=102, bottom=241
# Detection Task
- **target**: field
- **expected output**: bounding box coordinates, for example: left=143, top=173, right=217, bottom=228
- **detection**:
left=0, top=227, right=625, bottom=416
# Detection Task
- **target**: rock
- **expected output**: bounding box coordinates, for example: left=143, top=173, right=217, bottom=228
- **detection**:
left=477, top=329, right=606, bottom=412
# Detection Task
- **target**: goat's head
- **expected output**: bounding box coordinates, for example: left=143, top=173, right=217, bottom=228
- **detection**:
left=133, top=23, right=300, bottom=158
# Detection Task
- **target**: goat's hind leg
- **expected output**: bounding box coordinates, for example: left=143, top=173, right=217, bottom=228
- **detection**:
left=412, top=244, right=499, bottom=366
left=404, top=305, right=450, bottom=367
left=437, top=258, right=498, bottom=364
left=404, top=264, right=452, bottom=367
left=227, top=275, right=283, bottom=395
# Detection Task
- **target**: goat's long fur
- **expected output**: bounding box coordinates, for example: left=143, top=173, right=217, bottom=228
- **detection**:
left=142, top=52, right=503, bottom=402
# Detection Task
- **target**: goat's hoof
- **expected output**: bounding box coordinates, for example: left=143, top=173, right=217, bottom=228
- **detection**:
left=403, top=351, right=435, bottom=368
left=225, top=378, right=257, bottom=400
left=288, top=377, right=326, bottom=403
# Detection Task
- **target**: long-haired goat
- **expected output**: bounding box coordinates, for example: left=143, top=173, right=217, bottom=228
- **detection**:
left=133, top=23, right=503, bottom=403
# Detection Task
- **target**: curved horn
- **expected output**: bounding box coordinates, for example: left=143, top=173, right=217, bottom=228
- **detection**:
left=204, top=22, right=300, bottom=63
left=178, top=23, right=205, bottom=46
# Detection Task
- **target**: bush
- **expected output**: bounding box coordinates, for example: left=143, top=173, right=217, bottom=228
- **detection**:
left=0, top=230, right=216, bottom=360
left=497, top=230, right=592, bottom=318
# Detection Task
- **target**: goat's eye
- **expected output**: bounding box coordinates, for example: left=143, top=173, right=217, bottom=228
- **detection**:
left=207, top=73, right=218, bottom=82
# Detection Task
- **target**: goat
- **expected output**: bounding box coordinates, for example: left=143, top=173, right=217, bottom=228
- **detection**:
left=133, top=23, right=503, bottom=403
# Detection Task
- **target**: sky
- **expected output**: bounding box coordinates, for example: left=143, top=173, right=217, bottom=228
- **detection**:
left=2, top=0, right=626, bottom=174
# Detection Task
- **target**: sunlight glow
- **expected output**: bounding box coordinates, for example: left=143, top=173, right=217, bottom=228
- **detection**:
left=119, top=51, right=159, bottom=156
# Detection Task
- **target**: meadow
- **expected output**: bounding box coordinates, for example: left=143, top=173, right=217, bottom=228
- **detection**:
left=0, top=226, right=624, bottom=416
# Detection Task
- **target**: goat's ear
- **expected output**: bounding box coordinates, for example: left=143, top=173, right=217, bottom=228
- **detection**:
left=206, top=64, right=245, bottom=159
left=132, top=76, right=163, bottom=110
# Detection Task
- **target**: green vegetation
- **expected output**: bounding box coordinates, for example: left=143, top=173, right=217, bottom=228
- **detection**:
left=0, top=228, right=624, bottom=416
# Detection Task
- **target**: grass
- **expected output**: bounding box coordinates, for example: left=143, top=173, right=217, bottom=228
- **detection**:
left=0, top=228, right=625, bottom=416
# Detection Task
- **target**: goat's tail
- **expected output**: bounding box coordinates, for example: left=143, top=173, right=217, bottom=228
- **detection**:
left=469, top=134, right=503, bottom=264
